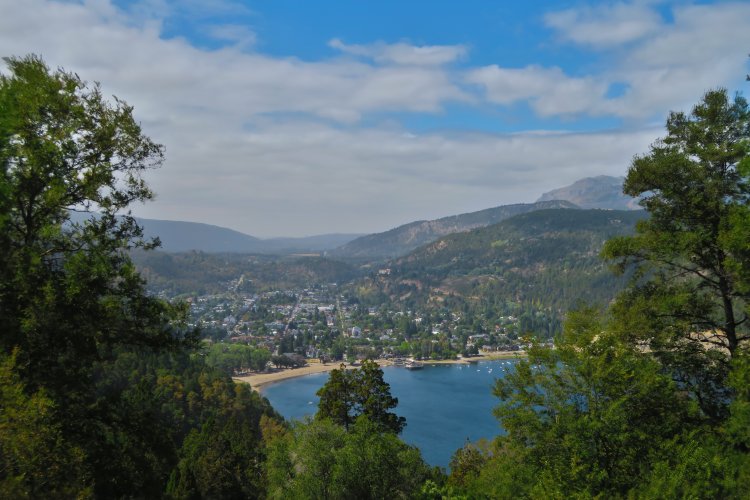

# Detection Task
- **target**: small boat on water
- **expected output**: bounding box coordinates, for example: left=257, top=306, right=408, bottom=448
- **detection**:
left=405, top=360, right=424, bottom=370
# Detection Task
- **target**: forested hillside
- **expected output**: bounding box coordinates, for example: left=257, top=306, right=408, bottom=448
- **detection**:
left=331, top=200, right=578, bottom=260
left=132, top=251, right=361, bottom=296
left=354, top=208, right=646, bottom=338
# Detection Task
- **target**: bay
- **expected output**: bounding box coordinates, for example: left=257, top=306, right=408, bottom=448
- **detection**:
left=262, top=359, right=518, bottom=468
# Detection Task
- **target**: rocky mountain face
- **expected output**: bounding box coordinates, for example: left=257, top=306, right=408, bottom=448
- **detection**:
left=536, top=175, right=639, bottom=210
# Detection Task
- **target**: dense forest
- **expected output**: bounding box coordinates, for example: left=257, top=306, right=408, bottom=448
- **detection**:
left=353, top=208, right=646, bottom=339
left=3, top=55, right=750, bottom=498
left=131, top=250, right=360, bottom=296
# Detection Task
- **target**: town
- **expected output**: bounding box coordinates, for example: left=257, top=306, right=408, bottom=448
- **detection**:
left=165, top=278, right=530, bottom=376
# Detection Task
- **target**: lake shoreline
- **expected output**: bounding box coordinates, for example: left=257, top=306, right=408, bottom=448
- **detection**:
left=234, top=352, right=524, bottom=392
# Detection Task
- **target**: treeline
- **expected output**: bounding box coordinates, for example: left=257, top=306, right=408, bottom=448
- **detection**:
left=132, top=249, right=360, bottom=296
left=205, top=342, right=272, bottom=375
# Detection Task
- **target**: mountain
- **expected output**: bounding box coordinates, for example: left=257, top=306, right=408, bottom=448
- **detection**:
left=135, top=219, right=365, bottom=253
left=330, top=200, right=579, bottom=260
left=261, top=234, right=366, bottom=253
left=355, top=208, right=647, bottom=336
left=536, top=175, right=639, bottom=210
left=135, top=218, right=263, bottom=253
left=67, top=212, right=362, bottom=253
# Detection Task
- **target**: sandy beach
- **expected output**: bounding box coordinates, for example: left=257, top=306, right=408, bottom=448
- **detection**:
left=234, top=361, right=363, bottom=392
left=234, top=352, right=524, bottom=392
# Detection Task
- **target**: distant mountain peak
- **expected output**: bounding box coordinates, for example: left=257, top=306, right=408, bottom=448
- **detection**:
left=536, top=175, right=639, bottom=210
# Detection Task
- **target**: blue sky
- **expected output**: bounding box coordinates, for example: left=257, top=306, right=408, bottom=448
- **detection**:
left=2, top=0, right=749, bottom=236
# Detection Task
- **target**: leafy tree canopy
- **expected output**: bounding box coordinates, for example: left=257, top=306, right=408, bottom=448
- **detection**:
left=469, top=89, right=750, bottom=498
left=481, top=310, right=700, bottom=498
left=316, top=359, right=406, bottom=434
left=0, top=55, right=282, bottom=498
left=0, top=54, right=193, bottom=402
left=266, top=417, right=431, bottom=500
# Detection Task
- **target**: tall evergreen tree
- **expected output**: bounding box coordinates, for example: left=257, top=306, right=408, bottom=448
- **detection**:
left=316, top=360, right=406, bottom=433
left=604, top=88, right=750, bottom=419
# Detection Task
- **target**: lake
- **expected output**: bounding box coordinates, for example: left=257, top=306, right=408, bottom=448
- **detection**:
left=262, top=359, right=518, bottom=469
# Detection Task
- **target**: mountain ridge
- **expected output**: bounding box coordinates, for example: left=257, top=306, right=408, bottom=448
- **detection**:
left=354, top=208, right=648, bottom=336
left=67, top=212, right=364, bottom=254
left=330, top=200, right=579, bottom=260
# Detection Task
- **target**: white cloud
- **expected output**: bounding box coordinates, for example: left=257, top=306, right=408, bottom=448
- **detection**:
left=0, top=0, right=469, bottom=128
left=329, top=39, right=468, bottom=66
left=472, top=2, right=750, bottom=120
left=142, top=120, right=658, bottom=236
left=466, top=65, right=608, bottom=117
left=594, top=2, right=750, bottom=119
left=1, top=0, right=747, bottom=236
left=545, top=1, right=663, bottom=48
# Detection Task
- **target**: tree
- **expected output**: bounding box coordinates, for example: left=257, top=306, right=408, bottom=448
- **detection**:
left=0, top=55, right=194, bottom=496
left=266, top=417, right=431, bottom=500
left=471, top=89, right=750, bottom=497
left=475, top=310, right=699, bottom=498
left=603, top=88, right=750, bottom=418
left=0, top=55, right=190, bottom=399
left=0, top=350, right=90, bottom=497
left=316, top=360, right=406, bottom=433
left=166, top=385, right=271, bottom=499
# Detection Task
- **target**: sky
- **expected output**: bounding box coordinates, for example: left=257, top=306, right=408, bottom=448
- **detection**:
left=1, top=0, right=749, bottom=237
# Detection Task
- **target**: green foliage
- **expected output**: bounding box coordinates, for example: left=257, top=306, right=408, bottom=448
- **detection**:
left=0, top=54, right=191, bottom=399
left=205, top=342, right=271, bottom=375
left=604, top=89, right=750, bottom=421
left=0, top=56, right=282, bottom=497
left=447, top=440, right=491, bottom=489
left=316, top=360, right=406, bottom=433
left=471, top=310, right=699, bottom=498
left=166, top=383, right=274, bottom=499
left=266, top=417, right=431, bottom=499
left=466, top=89, right=750, bottom=498
left=604, top=89, right=750, bottom=355
left=0, top=350, right=90, bottom=498
left=271, top=353, right=305, bottom=368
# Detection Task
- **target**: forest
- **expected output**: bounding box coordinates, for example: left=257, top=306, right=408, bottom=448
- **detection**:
left=2, top=55, right=750, bottom=498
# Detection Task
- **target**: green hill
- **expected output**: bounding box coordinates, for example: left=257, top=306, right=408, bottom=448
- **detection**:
left=357, top=208, right=647, bottom=337
left=330, top=200, right=578, bottom=260
left=131, top=251, right=360, bottom=296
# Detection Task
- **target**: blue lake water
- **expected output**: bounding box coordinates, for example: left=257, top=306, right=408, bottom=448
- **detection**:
left=262, top=359, right=518, bottom=469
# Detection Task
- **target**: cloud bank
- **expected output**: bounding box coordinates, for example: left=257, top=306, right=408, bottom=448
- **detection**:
left=1, top=0, right=748, bottom=236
